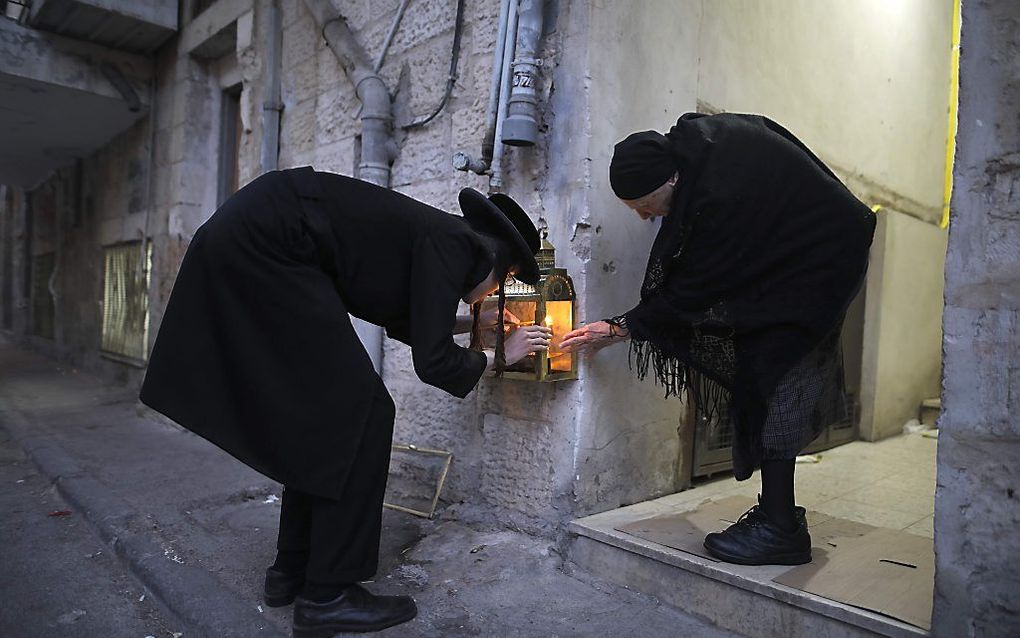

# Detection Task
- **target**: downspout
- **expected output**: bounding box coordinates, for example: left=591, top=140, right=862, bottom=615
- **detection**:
left=310, top=8, right=396, bottom=187
left=302, top=1, right=395, bottom=371
left=488, top=0, right=519, bottom=193
left=501, top=0, right=545, bottom=147
left=452, top=0, right=510, bottom=175
left=260, top=0, right=283, bottom=173
left=482, top=0, right=512, bottom=162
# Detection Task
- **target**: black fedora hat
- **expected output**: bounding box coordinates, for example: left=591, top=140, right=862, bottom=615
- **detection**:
left=459, top=188, right=541, bottom=284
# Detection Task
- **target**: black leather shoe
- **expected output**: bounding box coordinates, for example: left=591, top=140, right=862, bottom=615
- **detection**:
left=292, top=584, right=417, bottom=636
left=703, top=501, right=812, bottom=565
left=264, top=567, right=305, bottom=607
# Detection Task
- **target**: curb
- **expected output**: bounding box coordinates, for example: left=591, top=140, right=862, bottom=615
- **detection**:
left=0, top=405, right=288, bottom=638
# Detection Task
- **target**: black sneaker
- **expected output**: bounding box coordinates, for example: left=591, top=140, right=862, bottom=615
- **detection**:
left=293, top=584, right=417, bottom=636
left=703, top=500, right=812, bottom=566
left=264, top=567, right=305, bottom=607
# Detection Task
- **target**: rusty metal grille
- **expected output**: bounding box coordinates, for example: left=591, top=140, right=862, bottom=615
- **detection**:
left=101, top=242, right=151, bottom=361
left=30, top=252, right=55, bottom=339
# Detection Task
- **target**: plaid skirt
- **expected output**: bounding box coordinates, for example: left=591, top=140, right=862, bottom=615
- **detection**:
left=760, top=328, right=848, bottom=459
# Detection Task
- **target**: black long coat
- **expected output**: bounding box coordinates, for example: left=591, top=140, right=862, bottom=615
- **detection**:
left=140, top=168, right=491, bottom=499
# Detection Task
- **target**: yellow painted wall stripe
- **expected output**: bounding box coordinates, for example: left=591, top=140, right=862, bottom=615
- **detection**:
left=941, top=0, right=962, bottom=230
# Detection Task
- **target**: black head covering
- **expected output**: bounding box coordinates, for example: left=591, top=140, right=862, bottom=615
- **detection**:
left=458, top=188, right=541, bottom=284
left=609, top=130, right=676, bottom=200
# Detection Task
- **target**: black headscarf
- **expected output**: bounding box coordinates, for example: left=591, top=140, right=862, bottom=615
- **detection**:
left=609, top=131, right=676, bottom=199
left=619, top=113, right=876, bottom=479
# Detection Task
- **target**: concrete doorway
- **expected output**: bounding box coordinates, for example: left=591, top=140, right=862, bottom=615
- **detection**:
left=569, top=0, right=960, bottom=635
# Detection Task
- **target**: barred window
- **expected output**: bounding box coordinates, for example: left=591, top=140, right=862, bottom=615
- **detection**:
left=30, top=252, right=55, bottom=339
left=101, top=241, right=151, bottom=362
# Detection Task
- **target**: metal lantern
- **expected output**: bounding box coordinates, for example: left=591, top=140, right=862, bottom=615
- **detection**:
left=490, top=232, right=577, bottom=382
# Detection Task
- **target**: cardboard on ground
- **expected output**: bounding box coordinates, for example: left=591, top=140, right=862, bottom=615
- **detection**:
left=775, top=527, right=934, bottom=630
left=616, top=495, right=933, bottom=630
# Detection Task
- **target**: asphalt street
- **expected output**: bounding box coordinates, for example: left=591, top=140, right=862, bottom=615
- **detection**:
left=0, top=427, right=179, bottom=637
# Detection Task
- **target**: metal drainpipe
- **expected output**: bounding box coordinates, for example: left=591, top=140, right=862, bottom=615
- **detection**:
left=320, top=21, right=395, bottom=185
left=501, top=0, right=544, bottom=147
left=452, top=0, right=510, bottom=175
left=260, top=0, right=283, bottom=173
left=302, top=1, right=394, bottom=371
left=488, top=0, right=519, bottom=193
left=482, top=0, right=512, bottom=164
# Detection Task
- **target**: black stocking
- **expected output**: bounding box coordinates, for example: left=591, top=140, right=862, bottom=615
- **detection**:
left=760, top=458, right=797, bottom=532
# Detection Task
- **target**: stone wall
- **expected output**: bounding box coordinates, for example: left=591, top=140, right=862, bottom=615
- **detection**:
left=933, top=1, right=1020, bottom=635
left=0, top=0, right=599, bottom=532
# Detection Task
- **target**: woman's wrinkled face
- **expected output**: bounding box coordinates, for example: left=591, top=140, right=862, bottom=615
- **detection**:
left=621, top=172, right=678, bottom=220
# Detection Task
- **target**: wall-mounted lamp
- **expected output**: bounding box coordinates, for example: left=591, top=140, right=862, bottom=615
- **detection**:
left=486, top=232, right=578, bottom=382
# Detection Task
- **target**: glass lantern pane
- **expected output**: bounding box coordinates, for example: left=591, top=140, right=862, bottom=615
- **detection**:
left=544, top=300, right=573, bottom=372
left=505, top=300, right=538, bottom=326
left=504, top=300, right=539, bottom=373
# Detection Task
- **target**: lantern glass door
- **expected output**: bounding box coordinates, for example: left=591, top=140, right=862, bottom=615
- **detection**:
left=503, top=299, right=539, bottom=374
left=544, top=300, right=573, bottom=373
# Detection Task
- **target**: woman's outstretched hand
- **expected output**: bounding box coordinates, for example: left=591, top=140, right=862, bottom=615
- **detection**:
left=503, top=325, right=552, bottom=365
left=559, top=321, right=628, bottom=355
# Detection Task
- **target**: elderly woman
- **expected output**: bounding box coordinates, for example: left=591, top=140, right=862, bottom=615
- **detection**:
left=562, top=113, right=875, bottom=566
left=140, top=167, right=550, bottom=635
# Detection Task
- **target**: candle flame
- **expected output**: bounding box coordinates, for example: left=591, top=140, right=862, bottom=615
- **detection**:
left=544, top=315, right=554, bottom=327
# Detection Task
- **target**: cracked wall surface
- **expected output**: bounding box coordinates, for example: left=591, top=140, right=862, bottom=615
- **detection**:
left=933, top=1, right=1020, bottom=636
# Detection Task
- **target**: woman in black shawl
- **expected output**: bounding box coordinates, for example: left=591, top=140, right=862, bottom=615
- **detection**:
left=140, top=167, right=550, bottom=634
left=561, top=113, right=875, bottom=566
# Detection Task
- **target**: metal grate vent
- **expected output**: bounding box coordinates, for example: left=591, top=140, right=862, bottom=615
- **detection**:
left=31, top=252, right=55, bottom=339
left=101, top=241, right=151, bottom=362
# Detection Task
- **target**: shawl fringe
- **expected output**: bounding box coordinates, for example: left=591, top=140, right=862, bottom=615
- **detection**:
left=629, top=339, right=731, bottom=421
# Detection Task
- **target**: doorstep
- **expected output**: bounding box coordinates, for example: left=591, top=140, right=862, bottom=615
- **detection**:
left=567, top=496, right=928, bottom=638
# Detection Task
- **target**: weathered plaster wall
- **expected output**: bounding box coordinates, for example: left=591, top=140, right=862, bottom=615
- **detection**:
left=858, top=210, right=947, bottom=440
left=934, top=1, right=1020, bottom=635
left=698, top=0, right=952, bottom=223
left=697, top=0, right=954, bottom=440
left=571, top=0, right=702, bottom=513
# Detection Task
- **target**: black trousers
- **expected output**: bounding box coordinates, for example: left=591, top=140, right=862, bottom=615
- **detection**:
left=275, top=388, right=395, bottom=585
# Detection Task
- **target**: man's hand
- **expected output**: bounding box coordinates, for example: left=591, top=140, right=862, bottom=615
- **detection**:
left=559, top=321, right=628, bottom=355
left=503, top=325, right=553, bottom=365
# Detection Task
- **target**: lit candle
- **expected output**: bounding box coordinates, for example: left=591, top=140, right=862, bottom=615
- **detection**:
left=544, top=315, right=554, bottom=328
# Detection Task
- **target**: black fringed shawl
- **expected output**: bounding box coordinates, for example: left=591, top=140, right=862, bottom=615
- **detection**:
left=621, top=113, right=876, bottom=479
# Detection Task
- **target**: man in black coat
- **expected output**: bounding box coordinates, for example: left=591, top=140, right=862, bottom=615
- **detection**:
left=562, top=113, right=875, bottom=567
left=140, top=167, right=550, bottom=634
